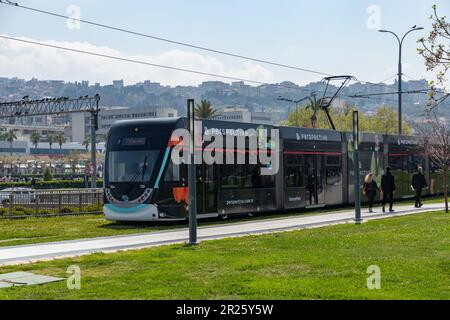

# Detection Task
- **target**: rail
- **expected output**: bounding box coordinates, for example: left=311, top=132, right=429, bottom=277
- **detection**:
left=0, top=188, right=103, bottom=218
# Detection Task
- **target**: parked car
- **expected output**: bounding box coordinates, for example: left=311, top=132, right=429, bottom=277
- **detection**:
left=0, top=188, right=36, bottom=206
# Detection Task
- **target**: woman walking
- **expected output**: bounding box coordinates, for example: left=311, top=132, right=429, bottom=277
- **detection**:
left=363, top=173, right=380, bottom=213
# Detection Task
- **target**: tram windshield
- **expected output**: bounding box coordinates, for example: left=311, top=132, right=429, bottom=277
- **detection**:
left=107, top=150, right=160, bottom=183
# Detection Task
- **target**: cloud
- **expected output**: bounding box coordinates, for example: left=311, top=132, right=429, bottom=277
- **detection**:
left=0, top=35, right=276, bottom=86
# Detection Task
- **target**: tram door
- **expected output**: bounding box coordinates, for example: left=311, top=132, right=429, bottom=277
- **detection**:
left=196, top=164, right=217, bottom=214
left=305, top=155, right=325, bottom=206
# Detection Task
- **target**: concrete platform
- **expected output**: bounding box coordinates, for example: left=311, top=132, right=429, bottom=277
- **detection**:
left=0, top=203, right=444, bottom=266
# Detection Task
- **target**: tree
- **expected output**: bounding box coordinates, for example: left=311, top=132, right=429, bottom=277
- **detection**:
left=417, top=112, right=450, bottom=213
left=4, top=130, right=17, bottom=156
left=305, top=95, right=327, bottom=128
left=0, top=127, right=6, bottom=141
left=30, top=131, right=41, bottom=149
left=370, top=106, right=413, bottom=135
left=48, top=134, right=55, bottom=150
left=285, top=105, right=412, bottom=134
left=82, top=137, right=90, bottom=152
left=417, top=5, right=450, bottom=100
left=43, top=167, right=53, bottom=182
left=55, top=132, right=67, bottom=149
left=194, top=100, right=219, bottom=119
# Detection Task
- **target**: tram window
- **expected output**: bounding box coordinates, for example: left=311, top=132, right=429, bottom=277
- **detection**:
left=389, top=157, right=405, bottom=171
left=326, top=156, right=340, bottom=166
left=220, top=165, right=237, bottom=189
left=219, top=164, right=275, bottom=189
left=286, top=154, right=303, bottom=165
left=259, top=167, right=275, bottom=188
left=326, top=167, right=341, bottom=185
left=164, top=161, right=180, bottom=182
left=285, top=166, right=304, bottom=188
left=410, top=156, right=424, bottom=173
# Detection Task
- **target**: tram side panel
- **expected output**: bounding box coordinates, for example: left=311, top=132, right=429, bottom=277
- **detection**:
left=345, top=132, right=385, bottom=204
left=280, top=127, right=344, bottom=209
left=387, top=136, right=425, bottom=199
left=201, top=120, right=278, bottom=216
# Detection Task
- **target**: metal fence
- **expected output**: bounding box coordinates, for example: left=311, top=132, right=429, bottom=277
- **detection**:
left=0, top=188, right=103, bottom=218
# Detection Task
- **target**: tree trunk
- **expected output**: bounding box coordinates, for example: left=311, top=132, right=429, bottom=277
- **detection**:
left=444, top=171, right=449, bottom=213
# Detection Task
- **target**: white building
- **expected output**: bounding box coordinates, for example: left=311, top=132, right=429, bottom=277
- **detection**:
left=215, top=106, right=252, bottom=123
left=215, top=106, right=275, bottom=125
left=70, top=106, right=178, bottom=143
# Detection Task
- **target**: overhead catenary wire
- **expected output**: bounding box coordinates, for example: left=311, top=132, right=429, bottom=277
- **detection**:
left=0, top=35, right=424, bottom=108
left=0, top=0, right=332, bottom=77
left=1, top=35, right=396, bottom=103
left=0, top=35, right=322, bottom=92
left=0, top=0, right=428, bottom=92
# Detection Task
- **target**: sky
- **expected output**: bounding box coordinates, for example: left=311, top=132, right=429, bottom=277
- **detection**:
left=0, top=0, right=449, bottom=87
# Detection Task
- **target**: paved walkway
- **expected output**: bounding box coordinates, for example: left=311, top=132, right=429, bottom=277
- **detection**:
left=0, top=203, right=444, bottom=266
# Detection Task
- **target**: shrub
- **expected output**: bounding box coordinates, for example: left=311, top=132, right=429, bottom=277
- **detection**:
left=0, top=179, right=103, bottom=190
left=60, top=207, right=74, bottom=214
left=43, top=168, right=53, bottom=181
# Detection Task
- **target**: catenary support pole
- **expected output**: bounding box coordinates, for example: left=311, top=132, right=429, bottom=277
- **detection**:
left=353, top=111, right=362, bottom=224
left=90, top=111, right=97, bottom=189
left=187, top=99, right=198, bottom=245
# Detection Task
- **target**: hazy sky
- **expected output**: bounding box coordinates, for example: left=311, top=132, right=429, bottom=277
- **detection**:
left=0, top=0, right=449, bottom=87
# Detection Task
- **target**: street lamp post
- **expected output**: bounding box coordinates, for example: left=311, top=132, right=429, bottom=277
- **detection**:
left=379, top=26, right=423, bottom=135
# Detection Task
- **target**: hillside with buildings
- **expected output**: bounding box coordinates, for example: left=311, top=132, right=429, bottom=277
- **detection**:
left=0, top=77, right=443, bottom=150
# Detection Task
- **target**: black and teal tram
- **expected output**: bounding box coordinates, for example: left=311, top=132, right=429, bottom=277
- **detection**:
left=104, top=117, right=441, bottom=222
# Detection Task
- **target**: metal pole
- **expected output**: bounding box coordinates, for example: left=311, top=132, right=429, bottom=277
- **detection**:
left=353, top=111, right=362, bottom=224
left=398, top=44, right=402, bottom=135
left=187, top=99, right=197, bottom=245
left=90, top=111, right=97, bottom=188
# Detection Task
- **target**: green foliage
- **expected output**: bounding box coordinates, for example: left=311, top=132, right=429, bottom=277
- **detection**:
left=0, top=204, right=103, bottom=217
left=194, top=100, right=219, bottom=119
left=285, top=105, right=413, bottom=134
left=82, top=137, right=91, bottom=151
left=47, top=134, right=55, bottom=149
left=43, top=167, right=53, bottom=181
left=0, top=179, right=103, bottom=189
left=55, top=132, right=67, bottom=149
left=30, top=131, right=41, bottom=149
left=1, top=129, right=17, bottom=155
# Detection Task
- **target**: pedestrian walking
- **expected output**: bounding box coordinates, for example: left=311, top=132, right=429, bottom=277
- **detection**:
left=363, top=173, right=380, bottom=213
left=381, top=166, right=396, bottom=213
left=411, top=167, right=428, bottom=208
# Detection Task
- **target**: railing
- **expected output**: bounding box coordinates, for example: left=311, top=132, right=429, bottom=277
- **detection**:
left=0, top=188, right=103, bottom=218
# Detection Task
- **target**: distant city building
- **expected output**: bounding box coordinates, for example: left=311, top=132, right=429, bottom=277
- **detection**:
left=215, top=106, right=276, bottom=125
left=112, top=80, right=124, bottom=89
left=215, top=106, right=252, bottom=123
left=70, top=106, right=178, bottom=142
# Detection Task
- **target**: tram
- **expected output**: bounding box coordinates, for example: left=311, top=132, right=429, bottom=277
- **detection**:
left=103, top=117, right=434, bottom=222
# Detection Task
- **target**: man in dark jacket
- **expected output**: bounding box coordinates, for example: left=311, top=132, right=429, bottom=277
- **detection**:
left=411, top=167, right=428, bottom=208
left=381, top=167, right=396, bottom=213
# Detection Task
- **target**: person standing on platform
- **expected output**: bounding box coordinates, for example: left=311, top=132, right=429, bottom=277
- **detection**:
left=363, top=173, right=380, bottom=213
left=411, top=167, right=428, bottom=208
left=381, top=166, right=396, bottom=213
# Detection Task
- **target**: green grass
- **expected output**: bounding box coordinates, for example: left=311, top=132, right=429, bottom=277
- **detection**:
left=0, top=211, right=448, bottom=300
left=0, top=196, right=445, bottom=248
left=0, top=215, right=184, bottom=247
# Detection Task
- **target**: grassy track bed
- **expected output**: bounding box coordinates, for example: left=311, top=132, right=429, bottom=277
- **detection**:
left=0, top=197, right=445, bottom=248
left=0, top=211, right=448, bottom=300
